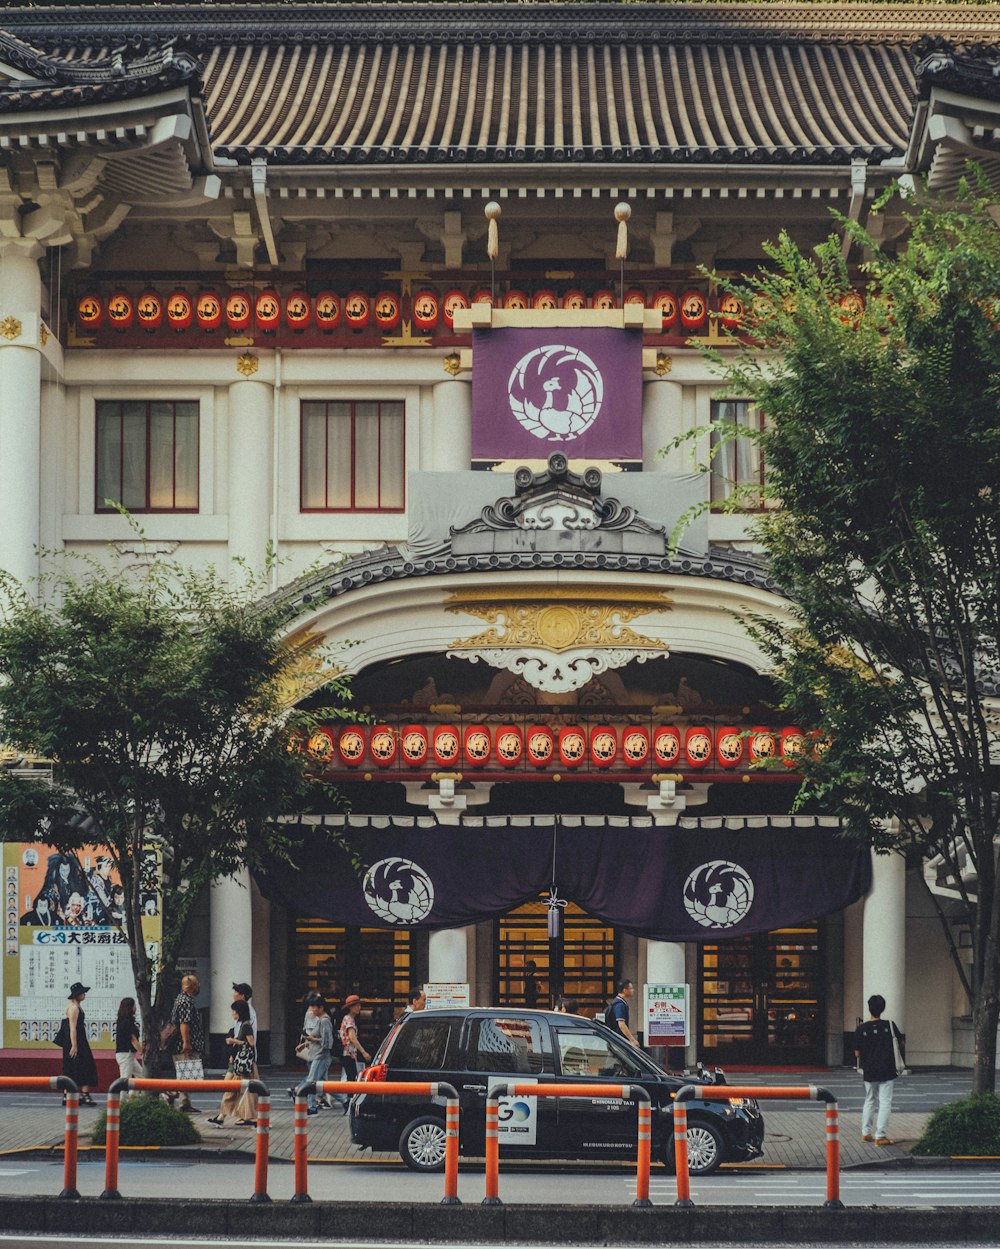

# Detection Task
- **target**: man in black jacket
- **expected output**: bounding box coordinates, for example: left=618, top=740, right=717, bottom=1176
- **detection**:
left=853, top=994, right=905, bottom=1146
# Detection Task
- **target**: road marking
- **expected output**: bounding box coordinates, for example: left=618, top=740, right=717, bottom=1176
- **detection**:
left=0, top=1169, right=36, bottom=1176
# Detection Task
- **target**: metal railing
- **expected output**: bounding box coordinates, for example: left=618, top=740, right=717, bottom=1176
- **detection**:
left=292, top=1079, right=461, bottom=1204
left=0, top=1075, right=80, bottom=1198
left=483, top=1081, right=652, bottom=1207
left=673, top=1083, right=842, bottom=1208
left=100, top=1077, right=271, bottom=1202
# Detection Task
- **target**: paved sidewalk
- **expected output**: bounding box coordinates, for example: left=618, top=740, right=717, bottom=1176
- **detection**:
left=0, top=1068, right=953, bottom=1170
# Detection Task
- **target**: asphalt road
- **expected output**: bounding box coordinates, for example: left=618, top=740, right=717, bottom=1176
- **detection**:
left=1, top=1158, right=999, bottom=1207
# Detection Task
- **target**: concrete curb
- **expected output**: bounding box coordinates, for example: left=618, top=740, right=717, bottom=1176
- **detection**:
left=0, top=1197, right=999, bottom=1244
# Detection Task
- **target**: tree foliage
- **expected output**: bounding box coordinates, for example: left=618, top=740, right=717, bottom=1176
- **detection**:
left=0, top=540, right=351, bottom=1069
left=701, top=182, right=1000, bottom=1092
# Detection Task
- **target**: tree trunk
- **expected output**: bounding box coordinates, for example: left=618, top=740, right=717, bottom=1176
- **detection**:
left=972, top=992, right=999, bottom=1094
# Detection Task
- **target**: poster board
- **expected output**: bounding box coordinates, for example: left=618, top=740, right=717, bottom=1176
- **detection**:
left=644, top=983, right=690, bottom=1045
left=424, top=982, right=470, bottom=1010
left=3, top=843, right=161, bottom=1049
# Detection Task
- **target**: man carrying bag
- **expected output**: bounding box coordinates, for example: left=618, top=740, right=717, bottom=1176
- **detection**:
left=165, top=974, right=204, bottom=1113
left=854, top=993, right=906, bottom=1146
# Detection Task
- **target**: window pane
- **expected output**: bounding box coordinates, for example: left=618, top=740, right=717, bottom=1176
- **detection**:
left=554, top=1028, right=642, bottom=1078
left=353, top=402, right=380, bottom=509
left=710, top=400, right=760, bottom=507
left=173, top=404, right=199, bottom=509
left=379, top=402, right=404, bottom=509
left=327, top=404, right=353, bottom=508
left=96, top=403, right=123, bottom=509
left=301, top=403, right=328, bottom=509
left=388, top=1018, right=453, bottom=1071
left=121, top=403, right=148, bottom=511
left=468, top=1017, right=549, bottom=1075
left=149, top=403, right=176, bottom=508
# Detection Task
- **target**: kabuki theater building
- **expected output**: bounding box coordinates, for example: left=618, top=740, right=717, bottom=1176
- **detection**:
left=1, top=3, right=998, bottom=1072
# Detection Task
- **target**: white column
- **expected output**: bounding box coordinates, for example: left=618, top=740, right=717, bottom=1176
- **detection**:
left=432, top=379, right=471, bottom=471
left=428, top=927, right=468, bottom=983
left=0, top=241, right=43, bottom=589
left=227, top=378, right=273, bottom=575
left=645, top=940, right=686, bottom=985
left=642, top=379, right=683, bottom=472
left=209, top=869, right=254, bottom=1036
left=863, top=851, right=906, bottom=1032
left=250, top=880, right=271, bottom=1031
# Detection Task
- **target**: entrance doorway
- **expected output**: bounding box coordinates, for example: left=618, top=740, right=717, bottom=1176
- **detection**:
left=495, top=897, right=616, bottom=1017
left=698, top=924, right=825, bottom=1065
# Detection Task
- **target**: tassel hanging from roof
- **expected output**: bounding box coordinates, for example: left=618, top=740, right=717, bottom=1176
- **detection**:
left=614, top=201, right=631, bottom=261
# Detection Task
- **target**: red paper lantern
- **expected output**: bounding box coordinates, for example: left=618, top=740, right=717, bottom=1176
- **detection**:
left=463, top=724, right=491, bottom=768
left=651, top=290, right=678, bottom=329
left=166, top=289, right=193, bottom=332
left=526, top=725, right=555, bottom=767
left=716, top=726, right=744, bottom=769
left=136, top=290, right=163, bottom=331
left=811, top=729, right=831, bottom=759
left=653, top=725, right=682, bottom=767
left=411, top=289, right=440, bottom=331
left=107, top=290, right=134, bottom=331
left=838, top=290, right=865, bottom=325
left=373, top=290, right=401, bottom=331
left=369, top=725, right=397, bottom=768
left=718, top=293, right=744, bottom=331
left=432, top=724, right=461, bottom=767
left=344, top=291, right=371, bottom=330
left=780, top=726, right=807, bottom=768
left=685, top=726, right=713, bottom=769
left=225, top=290, right=252, bottom=331
left=748, top=726, right=778, bottom=766
left=495, top=725, right=524, bottom=768
left=558, top=727, right=587, bottom=770
left=592, top=289, right=617, bottom=310
left=337, top=725, right=366, bottom=768
left=442, top=289, right=470, bottom=328
left=400, top=724, right=429, bottom=768
left=623, top=288, right=646, bottom=307
left=622, top=726, right=650, bottom=768
left=680, top=290, right=708, bottom=331
left=532, top=289, right=558, bottom=310
left=590, top=726, right=618, bottom=768
left=562, top=289, right=587, bottom=310
left=314, top=290, right=341, bottom=331
left=502, top=289, right=528, bottom=311
left=306, top=727, right=336, bottom=765
left=285, top=290, right=312, bottom=332
left=471, top=288, right=493, bottom=305
left=77, top=293, right=103, bottom=330
left=195, top=290, right=222, bottom=332
left=255, top=288, right=281, bottom=333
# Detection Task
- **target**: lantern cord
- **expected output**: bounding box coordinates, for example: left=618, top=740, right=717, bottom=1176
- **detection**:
left=546, top=820, right=568, bottom=939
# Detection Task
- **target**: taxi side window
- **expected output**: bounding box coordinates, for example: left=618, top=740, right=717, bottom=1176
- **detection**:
left=467, top=1017, right=552, bottom=1075
left=555, top=1029, right=644, bottom=1078
left=389, top=1017, right=453, bottom=1070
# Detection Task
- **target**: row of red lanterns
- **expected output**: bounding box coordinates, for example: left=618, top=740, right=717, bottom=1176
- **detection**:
left=308, top=723, right=812, bottom=771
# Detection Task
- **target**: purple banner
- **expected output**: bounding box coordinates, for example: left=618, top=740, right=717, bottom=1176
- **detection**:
left=472, top=328, right=643, bottom=461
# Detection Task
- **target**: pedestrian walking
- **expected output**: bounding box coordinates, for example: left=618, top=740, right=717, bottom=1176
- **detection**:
left=339, top=994, right=371, bottom=1081
left=59, top=982, right=98, bottom=1105
left=295, top=994, right=345, bottom=1115
left=854, top=993, right=906, bottom=1145
left=232, top=981, right=261, bottom=1078
left=167, top=974, right=204, bottom=1113
left=114, top=997, right=142, bottom=1095
left=206, top=1000, right=257, bottom=1128
left=605, top=979, right=640, bottom=1047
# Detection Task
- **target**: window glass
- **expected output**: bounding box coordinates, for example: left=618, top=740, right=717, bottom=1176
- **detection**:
left=121, top=404, right=148, bottom=511
left=96, top=400, right=199, bottom=512
left=467, top=1017, right=552, bottom=1075
left=173, top=403, right=199, bottom=510
left=327, top=402, right=353, bottom=509
left=388, top=1017, right=453, bottom=1071
left=353, top=402, right=381, bottom=509
left=148, top=403, right=176, bottom=509
left=554, top=1028, right=644, bottom=1078
left=710, top=399, right=763, bottom=509
left=299, top=400, right=404, bottom=511
left=301, top=402, right=328, bottom=510
left=379, top=402, right=405, bottom=509
left=96, top=403, right=123, bottom=509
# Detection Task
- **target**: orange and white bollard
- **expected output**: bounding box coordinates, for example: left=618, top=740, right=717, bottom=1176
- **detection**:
left=824, top=1101, right=843, bottom=1208
left=101, top=1082, right=123, bottom=1200
left=482, top=1092, right=501, bottom=1205
left=634, top=1091, right=652, bottom=1207
left=673, top=1100, right=693, bottom=1207
left=60, top=1084, right=80, bottom=1199
left=252, top=1091, right=271, bottom=1203
left=291, top=1092, right=311, bottom=1203
left=443, top=1090, right=460, bottom=1205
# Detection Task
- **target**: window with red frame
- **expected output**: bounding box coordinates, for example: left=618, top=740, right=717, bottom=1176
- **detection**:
left=301, top=400, right=404, bottom=512
left=96, top=400, right=199, bottom=512
left=710, top=400, right=765, bottom=510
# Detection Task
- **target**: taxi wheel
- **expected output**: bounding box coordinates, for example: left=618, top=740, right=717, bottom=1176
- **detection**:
left=399, top=1115, right=448, bottom=1172
left=661, top=1120, right=725, bottom=1176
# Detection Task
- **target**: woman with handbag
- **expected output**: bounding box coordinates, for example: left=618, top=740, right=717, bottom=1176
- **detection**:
left=60, top=982, right=98, bottom=1106
left=206, top=1000, right=257, bottom=1127
left=114, top=997, right=142, bottom=1097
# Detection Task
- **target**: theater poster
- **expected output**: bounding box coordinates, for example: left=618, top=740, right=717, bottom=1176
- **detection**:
left=3, top=844, right=161, bottom=1050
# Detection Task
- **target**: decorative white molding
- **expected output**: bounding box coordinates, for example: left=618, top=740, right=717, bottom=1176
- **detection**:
left=450, top=645, right=666, bottom=693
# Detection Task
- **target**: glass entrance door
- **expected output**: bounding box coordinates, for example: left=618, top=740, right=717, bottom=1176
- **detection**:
left=496, top=897, right=615, bottom=1018
left=698, top=924, right=824, bottom=1065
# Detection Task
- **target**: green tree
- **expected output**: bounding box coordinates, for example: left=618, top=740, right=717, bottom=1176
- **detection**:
left=0, top=542, right=349, bottom=1071
left=699, top=184, right=1000, bottom=1093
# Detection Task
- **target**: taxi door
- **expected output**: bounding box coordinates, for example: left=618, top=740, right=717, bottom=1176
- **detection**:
left=551, top=1024, right=651, bottom=1158
left=458, top=1014, right=558, bottom=1156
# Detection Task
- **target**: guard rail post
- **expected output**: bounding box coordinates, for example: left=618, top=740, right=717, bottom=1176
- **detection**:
left=672, top=1084, right=843, bottom=1210
left=100, top=1076, right=271, bottom=1201
left=0, top=1077, right=80, bottom=1198
left=291, top=1080, right=461, bottom=1204
left=483, top=1082, right=652, bottom=1208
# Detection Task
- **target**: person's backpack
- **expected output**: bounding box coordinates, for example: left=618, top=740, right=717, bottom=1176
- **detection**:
left=330, top=1022, right=344, bottom=1060
left=602, top=999, right=617, bottom=1030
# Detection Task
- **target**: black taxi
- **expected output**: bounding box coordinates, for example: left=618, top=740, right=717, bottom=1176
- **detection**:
left=349, top=1007, right=763, bottom=1174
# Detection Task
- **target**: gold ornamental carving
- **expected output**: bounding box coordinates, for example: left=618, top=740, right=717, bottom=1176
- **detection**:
left=442, top=352, right=462, bottom=376
left=40, top=323, right=50, bottom=347
left=0, top=316, right=22, bottom=341
left=236, top=352, right=259, bottom=377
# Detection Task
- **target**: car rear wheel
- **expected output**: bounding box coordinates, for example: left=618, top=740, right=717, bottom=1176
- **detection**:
left=661, top=1119, right=725, bottom=1176
left=399, top=1115, right=448, bottom=1172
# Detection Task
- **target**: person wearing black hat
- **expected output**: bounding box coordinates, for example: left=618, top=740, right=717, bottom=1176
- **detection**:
left=60, top=983, right=98, bottom=1105
left=232, top=982, right=258, bottom=1044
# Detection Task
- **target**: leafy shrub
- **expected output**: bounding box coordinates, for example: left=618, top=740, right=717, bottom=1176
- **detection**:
left=91, top=1094, right=201, bottom=1147
left=912, top=1093, right=1000, bottom=1157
